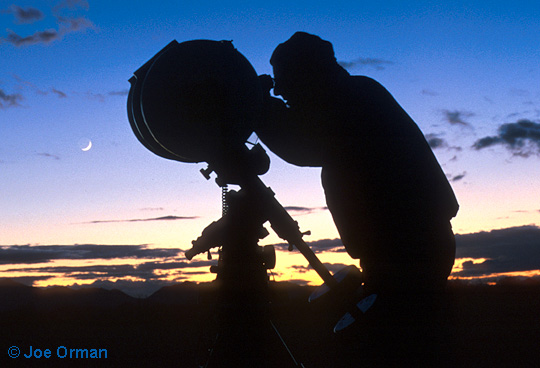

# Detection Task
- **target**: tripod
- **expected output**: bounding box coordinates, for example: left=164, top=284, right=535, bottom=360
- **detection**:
left=185, top=144, right=373, bottom=366
left=193, top=180, right=304, bottom=367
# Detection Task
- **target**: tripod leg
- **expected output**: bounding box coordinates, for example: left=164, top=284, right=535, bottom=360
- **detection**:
left=270, top=320, right=304, bottom=367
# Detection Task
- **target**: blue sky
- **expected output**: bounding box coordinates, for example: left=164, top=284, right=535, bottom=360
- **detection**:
left=1, top=0, right=540, bottom=295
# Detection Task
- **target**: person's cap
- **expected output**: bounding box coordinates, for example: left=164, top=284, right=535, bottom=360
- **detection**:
left=270, top=32, right=337, bottom=72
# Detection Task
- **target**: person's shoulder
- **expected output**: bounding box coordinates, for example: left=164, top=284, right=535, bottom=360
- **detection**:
left=349, top=75, right=386, bottom=90
left=342, top=76, right=390, bottom=102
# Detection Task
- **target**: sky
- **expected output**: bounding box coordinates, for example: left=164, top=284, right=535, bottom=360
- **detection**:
left=1, top=0, right=540, bottom=297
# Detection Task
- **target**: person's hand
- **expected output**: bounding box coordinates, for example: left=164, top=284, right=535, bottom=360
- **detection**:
left=258, top=74, right=274, bottom=98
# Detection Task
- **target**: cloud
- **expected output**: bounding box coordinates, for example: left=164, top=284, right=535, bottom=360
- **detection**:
left=2, top=5, right=44, bottom=24
left=0, top=88, right=23, bottom=108
left=140, top=207, right=165, bottom=211
left=53, top=0, right=90, bottom=12
left=81, top=215, right=199, bottom=224
left=3, top=275, right=54, bottom=286
left=421, top=89, right=439, bottom=96
left=338, top=58, right=394, bottom=71
left=275, top=226, right=540, bottom=280
left=37, top=152, right=61, bottom=160
left=449, top=172, right=466, bottom=182
left=12, top=74, right=46, bottom=94
left=82, top=89, right=129, bottom=102
left=425, top=134, right=448, bottom=149
left=288, top=262, right=352, bottom=275
left=108, top=90, right=129, bottom=97
left=273, top=238, right=345, bottom=254
left=2, top=29, right=60, bottom=46
left=472, top=119, right=540, bottom=157
left=509, top=88, right=530, bottom=98
left=0, top=244, right=213, bottom=297
left=425, top=134, right=462, bottom=154
left=51, top=88, right=67, bottom=98
left=1, top=2, right=94, bottom=47
left=442, top=110, right=474, bottom=127
left=56, top=16, right=94, bottom=32
left=289, top=265, right=310, bottom=273
left=0, top=244, right=182, bottom=265
left=11, top=260, right=210, bottom=279
left=283, top=206, right=328, bottom=215
left=12, top=74, right=69, bottom=99
left=309, top=238, right=346, bottom=252
left=453, top=225, right=540, bottom=277
left=85, top=92, right=105, bottom=102
left=3, top=258, right=213, bottom=297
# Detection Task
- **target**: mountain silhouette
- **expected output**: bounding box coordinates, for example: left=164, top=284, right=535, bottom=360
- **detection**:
left=0, top=279, right=134, bottom=312
left=1, top=279, right=540, bottom=367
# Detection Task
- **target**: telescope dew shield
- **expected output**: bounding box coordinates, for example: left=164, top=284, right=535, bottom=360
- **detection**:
left=128, top=39, right=263, bottom=164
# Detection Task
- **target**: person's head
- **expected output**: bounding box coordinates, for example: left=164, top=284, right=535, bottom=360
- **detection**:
left=270, top=32, right=348, bottom=105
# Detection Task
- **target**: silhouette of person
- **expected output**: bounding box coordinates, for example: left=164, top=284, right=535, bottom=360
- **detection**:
left=256, top=32, right=459, bottom=299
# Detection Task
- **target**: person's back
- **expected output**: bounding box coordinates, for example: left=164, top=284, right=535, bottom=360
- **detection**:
left=256, top=32, right=458, bottom=296
left=321, top=75, right=457, bottom=292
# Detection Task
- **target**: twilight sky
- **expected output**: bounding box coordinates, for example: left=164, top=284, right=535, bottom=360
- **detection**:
left=1, top=0, right=540, bottom=296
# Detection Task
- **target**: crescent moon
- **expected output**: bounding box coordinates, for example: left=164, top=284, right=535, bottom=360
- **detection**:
left=81, top=140, right=92, bottom=151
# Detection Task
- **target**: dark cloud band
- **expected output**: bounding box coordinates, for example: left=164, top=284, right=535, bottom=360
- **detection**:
left=0, top=244, right=182, bottom=265
left=338, top=57, right=394, bottom=71
left=454, top=225, right=540, bottom=277
left=442, top=110, right=474, bottom=127
left=0, top=89, right=23, bottom=108
left=273, top=238, right=345, bottom=253
left=2, top=5, right=44, bottom=24
left=1, top=2, right=94, bottom=47
left=82, top=215, right=199, bottom=224
left=8, top=260, right=212, bottom=279
left=473, top=119, right=540, bottom=157
left=283, top=206, right=328, bottom=215
left=425, top=134, right=447, bottom=149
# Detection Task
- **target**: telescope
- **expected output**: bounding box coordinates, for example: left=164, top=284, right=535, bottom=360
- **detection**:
left=127, top=39, right=269, bottom=184
left=127, top=39, right=375, bottom=366
left=127, top=38, right=342, bottom=287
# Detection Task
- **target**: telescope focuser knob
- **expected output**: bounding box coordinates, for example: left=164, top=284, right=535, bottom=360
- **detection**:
left=258, top=227, right=270, bottom=239
left=200, top=166, right=213, bottom=180
left=287, top=230, right=310, bottom=251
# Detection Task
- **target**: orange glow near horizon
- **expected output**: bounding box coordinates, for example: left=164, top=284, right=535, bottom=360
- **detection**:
left=449, top=269, right=540, bottom=282
left=2, top=244, right=539, bottom=291
left=451, top=257, right=489, bottom=274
